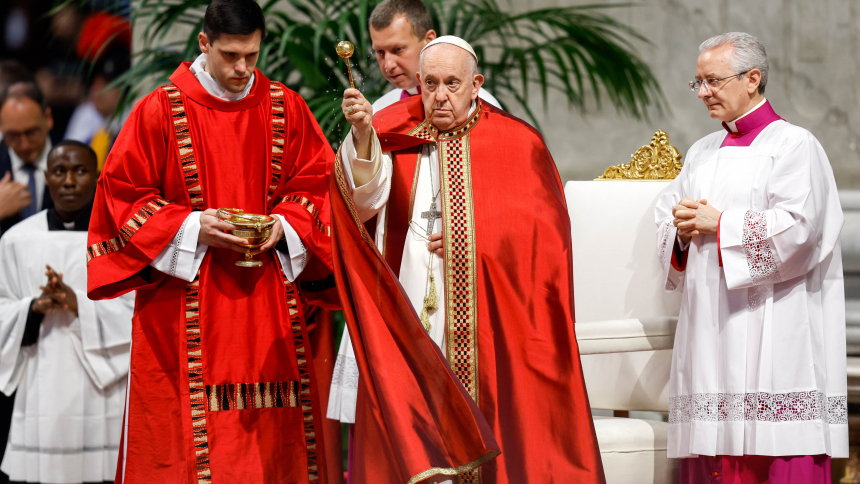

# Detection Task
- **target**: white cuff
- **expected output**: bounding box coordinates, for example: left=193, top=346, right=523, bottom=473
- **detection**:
left=339, top=130, right=390, bottom=221
left=273, top=214, right=307, bottom=282
left=676, top=234, right=691, bottom=251
left=341, top=128, right=382, bottom=190
left=150, top=212, right=207, bottom=282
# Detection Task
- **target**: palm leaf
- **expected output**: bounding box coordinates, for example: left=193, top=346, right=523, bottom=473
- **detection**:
left=68, top=0, right=665, bottom=145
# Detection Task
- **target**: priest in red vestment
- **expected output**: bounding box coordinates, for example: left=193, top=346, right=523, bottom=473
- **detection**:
left=333, top=36, right=605, bottom=483
left=87, top=1, right=336, bottom=482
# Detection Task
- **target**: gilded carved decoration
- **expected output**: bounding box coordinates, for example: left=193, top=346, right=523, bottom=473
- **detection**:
left=597, top=129, right=683, bottom=180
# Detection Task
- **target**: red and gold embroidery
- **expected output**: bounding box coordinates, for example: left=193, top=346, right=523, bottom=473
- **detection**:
left=406, top=101, right=482, bottom=143
left=184, top=276, right=211, bottom=483
left=439, top=134, right=480, bottom=484
left=162, top=84, right=204, bottom=211
left=86, top=198, right=170, bottom=262
left=206, top=381, right=299, bottom=412
left=333, top=153, right=374, bottom=245
left=279, top=194, right=331, bottom=237
left=274, top=263, right=320, bottom=482
left=163, top=84, right=211, bottom=483
left=269, top=84, right=286, bottom=207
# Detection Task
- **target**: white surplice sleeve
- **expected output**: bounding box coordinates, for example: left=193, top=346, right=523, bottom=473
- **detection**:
left=150, top=211, right=206, bottom=282
left=339, top=129, right=391, bottom=222
left=0, top=235, right=33, bottom=396
left=655, top=163, right=691, bottom=291
left=719, top=133, right=844, bottom=290
left=70, top=289, right=133, bottom=390
left=271, top=214, right=307, bottom=282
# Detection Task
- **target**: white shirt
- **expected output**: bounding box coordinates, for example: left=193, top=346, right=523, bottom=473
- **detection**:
left=7, top=140, right=50, bottom=213
left=150, top=54, right=307, bottom=282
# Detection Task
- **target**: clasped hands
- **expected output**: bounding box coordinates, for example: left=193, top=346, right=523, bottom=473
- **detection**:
left=673, top=198, right=721, bottom=244
left=198, top=209, right=284, bottom=256
left=32, top=265, right=78, bottom=316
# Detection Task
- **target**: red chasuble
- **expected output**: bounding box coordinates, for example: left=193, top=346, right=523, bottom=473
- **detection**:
left=331, top=96, right=605, bottom=484
left=87, top=64, right=334, bottom=484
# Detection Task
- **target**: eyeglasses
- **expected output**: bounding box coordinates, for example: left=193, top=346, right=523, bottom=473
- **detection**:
left=689, top=70, right=750, bottom=93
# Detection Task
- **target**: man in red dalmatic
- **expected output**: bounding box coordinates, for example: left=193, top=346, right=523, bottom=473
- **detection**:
left=86, top=1, right=335, bottom=482
left=333, top=36, right=605, bottom=483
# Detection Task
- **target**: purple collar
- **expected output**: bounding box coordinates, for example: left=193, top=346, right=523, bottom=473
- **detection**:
left=400, top=85, right=422, bottom=100
left=720, top=100, right=782, bottom=147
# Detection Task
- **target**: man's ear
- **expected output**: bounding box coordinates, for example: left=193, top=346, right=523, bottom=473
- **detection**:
left=199, top=32, right=210, bottom=54
left=472, top=74, right=484, bottom=99
left=415, top=72, right=422, bottom=85
left=747, top=69, right=761, bottom=95
left=423, top=29, right=437, bottom=44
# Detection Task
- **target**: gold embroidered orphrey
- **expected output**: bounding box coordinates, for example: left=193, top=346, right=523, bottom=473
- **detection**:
left=409, top=107, right=482, bottom=484
left=597, top=129, right=683, bottom=180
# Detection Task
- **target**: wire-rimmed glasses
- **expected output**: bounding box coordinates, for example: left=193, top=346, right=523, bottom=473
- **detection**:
left=689, top=70, right=750, bottom=93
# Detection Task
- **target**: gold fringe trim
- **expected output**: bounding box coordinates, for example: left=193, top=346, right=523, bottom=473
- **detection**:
left=406, top=451, right=500, bottom=484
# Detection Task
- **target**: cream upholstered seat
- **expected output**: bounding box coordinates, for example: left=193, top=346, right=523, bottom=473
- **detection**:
left=566, top=179, right=681, bottom=484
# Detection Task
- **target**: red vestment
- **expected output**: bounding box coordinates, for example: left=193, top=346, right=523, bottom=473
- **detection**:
left=87, top=64, right=334, bottom=483
left=332, top=97, right=605, bottom=483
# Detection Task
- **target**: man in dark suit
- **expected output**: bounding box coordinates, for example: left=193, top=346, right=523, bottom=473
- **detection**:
left=0, top=82, right=54, bottom=237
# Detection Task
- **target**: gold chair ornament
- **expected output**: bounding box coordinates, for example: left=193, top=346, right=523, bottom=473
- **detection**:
left=597, top=130, right=683, bottom=180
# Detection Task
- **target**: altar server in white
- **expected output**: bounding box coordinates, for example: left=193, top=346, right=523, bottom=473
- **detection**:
left=0, top=140, right=132, bottom=484
left=656, top=32, right=846, bottom=484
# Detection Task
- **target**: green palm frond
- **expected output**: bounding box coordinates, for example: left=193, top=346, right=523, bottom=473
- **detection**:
left=90, top=0, right=665, bottom=145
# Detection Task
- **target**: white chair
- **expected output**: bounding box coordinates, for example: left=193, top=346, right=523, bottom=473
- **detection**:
left=567, top=144, right=683, bottom=483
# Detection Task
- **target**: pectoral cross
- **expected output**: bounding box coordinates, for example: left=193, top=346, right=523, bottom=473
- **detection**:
left=421, top=200, right=442, bottom=234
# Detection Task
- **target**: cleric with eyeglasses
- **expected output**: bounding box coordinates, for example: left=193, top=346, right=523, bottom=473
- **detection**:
left=655, top=32, right=847, bottom=483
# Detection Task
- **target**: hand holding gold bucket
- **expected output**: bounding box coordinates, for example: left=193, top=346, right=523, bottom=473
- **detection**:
left=216, top=208, right=277, bottom=267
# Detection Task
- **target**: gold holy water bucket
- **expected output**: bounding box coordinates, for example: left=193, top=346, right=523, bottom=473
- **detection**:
left=216, top=208, right=276, bottom=267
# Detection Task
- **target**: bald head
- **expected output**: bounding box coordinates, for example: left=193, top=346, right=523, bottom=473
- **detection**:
left=416, top=43, right=483, bottom=131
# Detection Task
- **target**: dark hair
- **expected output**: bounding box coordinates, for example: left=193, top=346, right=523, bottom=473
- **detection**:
left=0, top=60, right=34, bottom=92
left=50, top=140, right=99, bottom=171
left=0, top=81, right=48, bottom=112
left=369, top=0, right=433, bottom=39
left=203, top=0, right=267, bottom=43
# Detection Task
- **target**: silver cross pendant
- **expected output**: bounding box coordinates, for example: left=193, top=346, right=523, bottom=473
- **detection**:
left=421, top=201, right=442, bottom=234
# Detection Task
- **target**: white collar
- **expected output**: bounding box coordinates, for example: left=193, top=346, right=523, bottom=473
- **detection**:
left=189, top=53, right=255, bottom=101
left=9, top=139, right=51, bottom=173
left=404, top=86, right=420, bottom=96
left=725, top=98, right=767, bottom=133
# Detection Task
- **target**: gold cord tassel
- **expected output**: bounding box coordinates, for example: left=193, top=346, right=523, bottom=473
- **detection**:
left=419, top=273, right=439, bottom=332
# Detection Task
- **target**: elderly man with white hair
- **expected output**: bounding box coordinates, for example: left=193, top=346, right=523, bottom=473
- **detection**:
left=329, top=36, right=604, bottom=483
left=655, top=32, right=846, bottom=483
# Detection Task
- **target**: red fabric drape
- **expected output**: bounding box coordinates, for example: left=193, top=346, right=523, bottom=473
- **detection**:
left=336, top=96, right=605, bottom=483
left=330, top=151, right=500, bottom=483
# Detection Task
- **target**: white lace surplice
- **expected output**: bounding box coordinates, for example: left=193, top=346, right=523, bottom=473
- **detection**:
left=655, top=120, right=847, bottom=458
